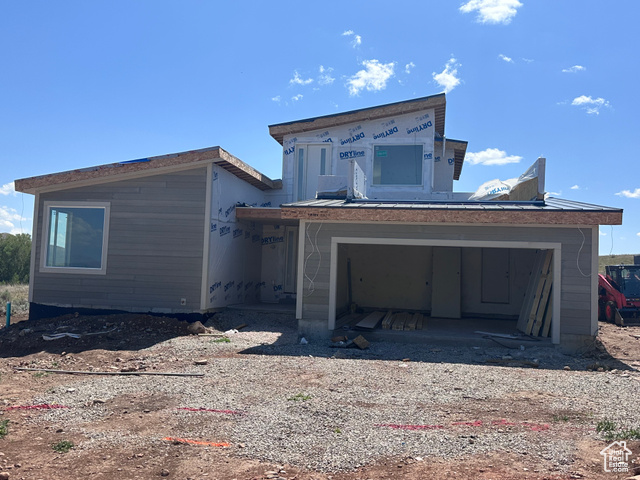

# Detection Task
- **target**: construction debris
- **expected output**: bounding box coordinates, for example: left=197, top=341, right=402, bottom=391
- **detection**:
left=352, top=335, right=370, bottom=350
left=14, top=367, right=204, bottom=377
left=162, top=437, right=229, bottom=447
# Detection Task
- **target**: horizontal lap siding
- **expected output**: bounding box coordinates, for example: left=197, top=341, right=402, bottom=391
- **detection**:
left=301, top=222, right=594, bottom=335
left=33, top=168, right=206, bottom=312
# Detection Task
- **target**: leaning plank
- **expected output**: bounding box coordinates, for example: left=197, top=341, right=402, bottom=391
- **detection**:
left=532, top=263, right=553, bottom=336
left=14, top=367, right=204, bottom=377
left=525, top=251, right=553, bottom=334
left=416, top=315, right=425, bottom=330
left=355, top=311, right=386, bottom=330
left=541, top=287, right=553, bottom=337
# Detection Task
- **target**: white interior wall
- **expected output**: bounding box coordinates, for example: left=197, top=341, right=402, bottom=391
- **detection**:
left=207, top=165, right=267, bottom=308
left=336, top=244, right=534, bottom=317
left=280, top=109, right=437, bottom=202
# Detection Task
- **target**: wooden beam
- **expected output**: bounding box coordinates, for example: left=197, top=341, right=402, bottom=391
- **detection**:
left=281, top=206, right=622, bottom=226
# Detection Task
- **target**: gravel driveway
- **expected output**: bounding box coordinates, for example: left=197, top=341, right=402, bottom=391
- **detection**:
left=17, top=310, right=640, bottom=474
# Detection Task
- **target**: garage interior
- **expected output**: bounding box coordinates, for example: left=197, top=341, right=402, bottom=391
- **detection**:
left=334, top=244, right=552, bottom=341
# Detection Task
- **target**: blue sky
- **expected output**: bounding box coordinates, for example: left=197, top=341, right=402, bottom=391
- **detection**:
left=1, top=0, right=638, bottom=254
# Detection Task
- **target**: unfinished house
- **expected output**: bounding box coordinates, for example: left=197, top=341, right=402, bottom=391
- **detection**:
left=15, top=93, right=622, bottom=350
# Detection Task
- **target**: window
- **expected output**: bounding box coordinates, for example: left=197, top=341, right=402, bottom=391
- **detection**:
left=373, top=144, right=423, bottom=185
left=41, top=202, right=110, bottom=274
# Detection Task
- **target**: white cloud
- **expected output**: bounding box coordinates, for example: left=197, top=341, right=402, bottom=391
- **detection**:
left=405, top=62, right=416, bottom=74
left=637, top=232, right=640, bottom=238
left=570, top=185, right=580, bottom=190
left=318, top=65, right=335, bottom=85
left=347, top=59, right=395, bottom=96
left=291, top=94, right=303, bottom=102
left=342, top=29, right=361, bottom=47
left=545, top=191, right=562, bottom=199
left=0, top=182, right=16, bottom=196
left=460, top=0, right=523, bottom=24
left=433, top=57, right=461, bottom=93
left=571, top=95, right=611, bottom=115
left=289, top=71, right=313, bottom=86
left=0, top=205, right=28, bottom=234
left=600, top=230, right=607, bottom=236
left=271, top=95, right=281, bottom=102
left=466, top=148, right=522, bottom=166
left=615, top=188, right=640, bottom=198
left=522, top=57, right=534, bottom=63
left=562, top=65, right=586, bottom=73
left=498, top=54, right=513, bottom=63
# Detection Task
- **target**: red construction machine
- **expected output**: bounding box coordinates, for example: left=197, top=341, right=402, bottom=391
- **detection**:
left=598, top=263, right=640, bottom=325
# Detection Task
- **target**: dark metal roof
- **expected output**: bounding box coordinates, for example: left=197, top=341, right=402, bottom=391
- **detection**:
left=282, top=197, right=622, bottom=212
left=268, top=93, right=447, bottom=145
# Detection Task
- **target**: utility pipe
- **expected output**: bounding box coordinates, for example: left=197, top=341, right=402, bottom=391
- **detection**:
left=5, top=302, right=10, bottom=328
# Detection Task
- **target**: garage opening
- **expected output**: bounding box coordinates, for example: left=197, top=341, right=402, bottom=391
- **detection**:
left=333, top=242, right=554, bottom=341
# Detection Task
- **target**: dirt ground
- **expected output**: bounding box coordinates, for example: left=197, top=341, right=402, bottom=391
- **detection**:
left=0, top=313, right=639, bottom=480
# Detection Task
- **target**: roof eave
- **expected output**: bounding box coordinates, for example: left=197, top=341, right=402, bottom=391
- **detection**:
left=15, top=146, right=280, bottom=194
left=268, top=93, right=447, bottom=145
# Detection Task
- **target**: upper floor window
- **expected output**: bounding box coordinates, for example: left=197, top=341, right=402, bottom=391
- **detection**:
left=41, top=201, right=110, bottom=274
left=372, top=144, right=423, bottom=186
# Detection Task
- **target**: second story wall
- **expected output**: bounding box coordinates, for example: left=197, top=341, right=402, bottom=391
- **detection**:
left=281, top=108, right=438, bottom=202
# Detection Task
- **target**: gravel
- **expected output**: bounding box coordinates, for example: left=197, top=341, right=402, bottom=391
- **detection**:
left=24, top=310, right=640, bottom=472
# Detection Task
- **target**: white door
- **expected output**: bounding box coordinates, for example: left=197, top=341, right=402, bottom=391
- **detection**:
left=296, top=144, right=330, bottom=201
left=431, top=246, right=461, bottom=318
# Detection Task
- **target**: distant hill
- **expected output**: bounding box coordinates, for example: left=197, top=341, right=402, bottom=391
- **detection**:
left=599, top=254, right=640, bottom=274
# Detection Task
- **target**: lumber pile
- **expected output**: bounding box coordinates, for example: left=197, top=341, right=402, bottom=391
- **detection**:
left=517, top=250, right=553, bottom=337
left=350, top=310, right=428, bottom=332
left=381, top=311, right=426, bottom=331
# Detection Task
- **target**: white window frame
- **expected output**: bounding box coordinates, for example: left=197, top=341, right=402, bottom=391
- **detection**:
left=372, top=143, right=425, bottom=187
left=40, top=201, right=111, bottom=275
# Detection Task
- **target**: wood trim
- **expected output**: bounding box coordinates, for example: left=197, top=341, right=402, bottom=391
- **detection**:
left=200, top=164, right=213, bottom=311
left=28, top=193, right=39, bottom=303
left=296, top=220, right=306, bottom=319
left=590, top=226, right=599, bottom=336
left=236, top=207, right=283, bottom=222
left=281, top=206, right=622, bottom=226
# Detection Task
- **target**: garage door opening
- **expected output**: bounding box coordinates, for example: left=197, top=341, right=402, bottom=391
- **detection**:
left=332, top=242, right=555, bottom=342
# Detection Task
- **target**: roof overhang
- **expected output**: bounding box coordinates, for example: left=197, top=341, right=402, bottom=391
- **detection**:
left=268, top=93, right=446, bottom=145
left=15, top=146, right=281, bottom=194
left=279, top=199, right=622, bottom=226
left=435, top=138, right=467, bottom=180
